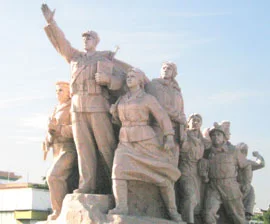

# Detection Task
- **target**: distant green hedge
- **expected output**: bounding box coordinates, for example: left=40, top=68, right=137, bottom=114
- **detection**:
left=264, top=210, right=270, bottom=224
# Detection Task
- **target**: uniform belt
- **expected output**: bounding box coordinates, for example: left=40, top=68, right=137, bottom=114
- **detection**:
left=122, top=121, right=148, bottom=127
left=52, top=142, right=75, bottom=149
left=53, top=138, right=74, bottom=144
left=71, top=81, right=102, bottom=95
left=209, top=177, right=237, bottom=180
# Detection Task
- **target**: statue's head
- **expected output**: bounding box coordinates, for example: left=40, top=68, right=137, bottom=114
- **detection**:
left=187, top=113, right=202, bottom=130
left=202, top=127, right=211, bottom=141
left=209, top=122, right=226, bottom=147
left=160, top=61, right=177, bottom=80
left=55, top=81, right=70, bottom=104
left=82, top=30, right=100, bottom=51
left=220, top=120, right=231, bottom=141
left=126, top=68, right=146, bottom=90
left=236, top=142, right=248, bottom=157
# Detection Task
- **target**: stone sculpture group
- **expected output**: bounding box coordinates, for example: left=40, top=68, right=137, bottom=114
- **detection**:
left=41, top=3, right=265, bottom=224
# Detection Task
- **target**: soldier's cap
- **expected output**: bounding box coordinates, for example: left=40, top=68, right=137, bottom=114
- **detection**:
left=55, top=81, right=70, bottom=88
left=82, top=30, right=100, bottom=45
left=236, top=142, right=248, bottom=151
left=220, top=120, right=231, bottom=140
left=187, top=113, right=202, bottom=123
left=209, top=122, right=226, bottom=137
left=162, top=61, right=178, bottom=77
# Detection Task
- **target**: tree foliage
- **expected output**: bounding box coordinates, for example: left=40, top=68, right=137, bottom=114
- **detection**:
left=264, top=210, right=270, bottom=224
left=253, top=214, right=264, bottom=221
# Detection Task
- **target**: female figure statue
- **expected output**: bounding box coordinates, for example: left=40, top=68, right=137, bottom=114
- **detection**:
left=109, top=68, right=182, bottom=222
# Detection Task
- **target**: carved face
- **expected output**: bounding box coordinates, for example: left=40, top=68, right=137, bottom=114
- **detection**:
left=83, top=35, right=96, bottom=51
left=188, top=116, right=202, bottom=130
left=56, top=84, right=69, bottom=104
left=225, top=129, right=231, bottom=140
left=126, top=71, right=140, bottom=89
left=210, top=130, right=225, bottom=147
left=240, top=147, right=248, bottom=158
left=160, top=64, right=174, bottom=80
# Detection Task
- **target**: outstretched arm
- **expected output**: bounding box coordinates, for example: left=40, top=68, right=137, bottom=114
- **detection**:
left=250, top=151, right=265, bottom=171
left=41, top=4, right=79, bottom=63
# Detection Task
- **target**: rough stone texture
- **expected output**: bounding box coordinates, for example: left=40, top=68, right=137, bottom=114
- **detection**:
left=44, top=82, right=78, bottom=220
left=107, top=214, right=185, bottom=224
left=36, top=192, right=186, bottom=224
left=217, top=207, right=231, bottom=224
left=42, top=3, right=129, bottom=197
left=127, top=180, right=169, bottom=219
left=37, top=216, right=185, bottom=224
left=58, top=193, right=114, bottom=223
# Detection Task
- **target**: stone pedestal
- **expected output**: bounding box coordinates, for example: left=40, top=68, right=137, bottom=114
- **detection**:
left=36, top=190, right=186, bottom=224
left=58, top=193, right=114, bottom=223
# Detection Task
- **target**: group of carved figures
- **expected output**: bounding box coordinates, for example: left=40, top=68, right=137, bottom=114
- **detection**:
left=41, top=4, right=265, bottom=224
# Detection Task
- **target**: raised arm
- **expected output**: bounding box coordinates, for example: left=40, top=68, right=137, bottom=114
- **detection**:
left=41, top=4, right=79, bottom=63
left=250, top=151, right=265, bottom=171
left=236, top=150, right=252, bottom=195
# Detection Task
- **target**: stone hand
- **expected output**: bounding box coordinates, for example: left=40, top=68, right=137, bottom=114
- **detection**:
left=41, top=4, right=55, bottom=24
left=95, top=72, right=110, bottom=85
left=252, top=151, right=259, bottom=157
left=241, top=184, right=251, bottom=196
left=164, top=135, right=175, bottom=152
left=110, top=104, right=117, bottom=118
left=48, top=118, right=57, bottom=134
left=202, top=176, right=209, bottom=183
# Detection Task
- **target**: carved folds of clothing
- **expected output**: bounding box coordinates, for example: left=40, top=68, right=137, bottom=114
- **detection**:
left=46, top=100, right=77, bottom=214
left=44, top=21, right=124, bottom=193
left=112, top=90, right=180, bottom=187
left=203, top=144, right=251, bottom=224
left=145, top=78, right=186, bottom=126
left=177, top=130, right=205, bottom=223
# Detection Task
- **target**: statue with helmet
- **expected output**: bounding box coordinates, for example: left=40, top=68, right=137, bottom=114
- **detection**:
left=203, top=122, right=252, bottom=224
left=40, top=3, right=264, bottom=224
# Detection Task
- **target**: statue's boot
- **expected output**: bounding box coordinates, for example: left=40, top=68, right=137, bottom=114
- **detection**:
left=47, top=210, right=60, bottom=220
left=109, top=179, right=129, bottom=215
left=73, top=188, right=95, bottom=194
left=160, top=185, right=182, bottom=223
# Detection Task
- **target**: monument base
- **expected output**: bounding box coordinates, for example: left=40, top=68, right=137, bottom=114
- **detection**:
left=36, top=188, right=186, bottom=224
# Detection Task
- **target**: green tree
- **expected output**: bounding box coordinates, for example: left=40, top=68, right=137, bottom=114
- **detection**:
left=264, top=210, right=270, bottom=224
left=253, top=214, right=264, bottom=221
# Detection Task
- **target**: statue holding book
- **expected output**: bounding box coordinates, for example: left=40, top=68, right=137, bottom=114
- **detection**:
left=41, top=4, right=130, bottom=195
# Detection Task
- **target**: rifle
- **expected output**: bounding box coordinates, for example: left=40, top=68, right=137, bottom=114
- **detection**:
left=42, top=140, right=50, bottom=161
left=42, top=117, right=56, bottom=160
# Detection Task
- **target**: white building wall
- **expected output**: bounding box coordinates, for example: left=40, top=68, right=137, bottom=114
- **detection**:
left=0, top=187, right=50, bottom=211
left=32, top=189, right=51, bottom=211
left=0, top=212, right=17, bottom=224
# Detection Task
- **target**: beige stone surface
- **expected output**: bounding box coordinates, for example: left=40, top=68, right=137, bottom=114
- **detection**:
left=109, top=69, right=182, bottom=222
left=44, top=82, right=78, bottom=220
left=177, top=114, right=206, bottom=224
left=107, top=214, right=186, bottom=224
left=236, top=143, right=265, bottom=220
left=203, top=122, right=251, bottom=224
left=127, top=180, right=169, bottom=219
left=36, top=193, right=186, bottom=224
left=41, top=4, right=129, bottom=195
left=145, top=61, right=186, bottom=146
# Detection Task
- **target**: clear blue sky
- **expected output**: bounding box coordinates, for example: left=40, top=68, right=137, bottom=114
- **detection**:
left=0, top=0, right=269, bottom=209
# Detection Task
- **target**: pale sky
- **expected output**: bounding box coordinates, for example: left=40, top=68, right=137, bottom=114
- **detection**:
left=0, top=0, right=269, bottom=209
